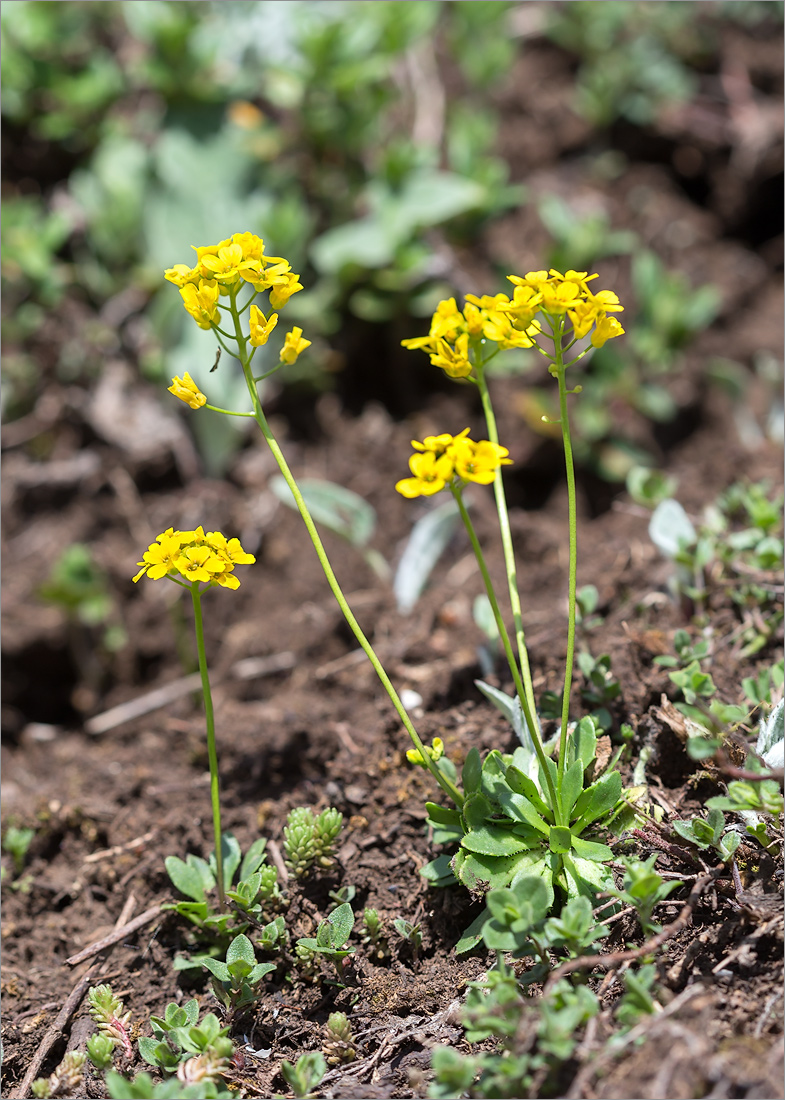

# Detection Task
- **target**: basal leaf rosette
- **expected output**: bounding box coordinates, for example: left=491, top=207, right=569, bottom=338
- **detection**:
left=133, top=526, right=255, bottom=590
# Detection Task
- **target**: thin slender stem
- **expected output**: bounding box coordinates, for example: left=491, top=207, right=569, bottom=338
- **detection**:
left=451, top=485, right=559, bottom=816
left=474, top=363, right=541, bottom=740
left=226, top=303, right=464, bottom=809
left=190, top=585, right=225, bottom=910
left=552, top=334, right=579, bottom=787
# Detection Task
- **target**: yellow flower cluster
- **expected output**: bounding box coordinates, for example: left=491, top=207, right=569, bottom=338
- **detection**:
left=168, top=372, right=206, bottom=410
left=406, top=736, right=444, bottom=767
left=164, top=231, right=303, bottom=331
left=402, top=269, right=624, bottom=377
left=395, top=429, right=512, bottom=498
left=133, top=527, right=255, bottom=589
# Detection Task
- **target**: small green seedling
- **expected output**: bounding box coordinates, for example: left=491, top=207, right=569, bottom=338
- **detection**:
left=138, top=998, right=234, bottom=1082
left=32, top=1052, right=87, bottom=1098
left=86, top=1032, right=116, bottom=1071
left=608, top=855, right=681, bottom=937
left=200, top=933, right=276, bottom=1013
left=279, top=1052, right=327, bottom=1099
left=255, top=913, right=288, bottom=952
left=672, top=807, right=740, bottom=862
left=577, top=650, right=621, bottom=730
left=296, top=902, right=355, bottom=984
left=283, top=805, right=343, bottom=877
left=323, top=1011, right=357, bottom=1065
left=88, top=984, right=133, bottom=1061
left=392, top=917, right=422, bottom=958
left=2, top=825, right=34, bottom=875
left=575, top=584, right=604, bottom=632
left=105, top=1069, right=232, bottom=1098
left=615, top=964, right=660, bottom=1029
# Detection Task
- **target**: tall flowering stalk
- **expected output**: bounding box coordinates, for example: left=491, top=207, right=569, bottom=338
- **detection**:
left=163, top=234, right=462, bottom=809
left=400, top=270, right=625, bottom=827
left=133, top=525, right=255, bottom=907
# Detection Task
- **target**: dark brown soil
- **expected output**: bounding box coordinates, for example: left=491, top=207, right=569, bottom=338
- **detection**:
left=2, top=14, right=783, bottom=1100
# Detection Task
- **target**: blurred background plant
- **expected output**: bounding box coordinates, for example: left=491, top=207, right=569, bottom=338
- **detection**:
left=2, top=0, right=781, bottom=479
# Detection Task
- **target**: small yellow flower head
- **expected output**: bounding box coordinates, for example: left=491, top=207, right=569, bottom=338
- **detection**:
left=591, top=314, right=625, bottom=348
left=133, top=527, right=255, bottom=588
left=430, top=333, right=472, bottom=379
left=395, top=452, right=455, bottom=498
left=268, top=270, right=304, bottom=310
left=396, top=431, right=511, bottom=497
left=168, top=372, right=207, bottom=410
left=249, top=304, right=279, bottom=346
left=164, top=263, right=200, bottom=288
left=280, top=327, right=311, bottom=364
left=406, top=737, right=444, bottom=767
left=429, top=298, right=466, bottom=342
left=180, top=280, right=221, bottom=330
left=448, top=438, right=512, bottom=485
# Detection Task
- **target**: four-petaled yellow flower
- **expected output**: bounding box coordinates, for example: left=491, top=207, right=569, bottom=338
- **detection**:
left=280, top=327, right=312, bottom=364
left=168, top=372, right=207, bottom=410
left=249, top=304, right=279, bottom=347
left=395, top=431, right=512, bottom=498
left=133, top=527, right=255, bottom=588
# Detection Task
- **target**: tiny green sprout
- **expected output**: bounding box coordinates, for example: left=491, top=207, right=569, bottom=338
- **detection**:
left=609, top=855, right=682, bottom=937
left=138, top=1001, right=234, bottom=1081
left=284, top=806, right=343, bottom=877
left=672, top=807, right=741, bottom=862
left=200, top=933, right=276, bottom=1013
left=87, top=1031, right=117, bottom=1070
left=296, top=901, right=355, bottom=985
left=575, top=584, right=604, bottom=631
left=393, top=917, right=422, bottom=957
left=577, top=650, right=621, bottom=730
left=105, top=1068, right=233, bottom=1098
left=88, top=984, right=133, bottom=1060
left=541, top=894, right=608, bottom=958
left=32, top=1051, right=87, bottom=1098
left=323, top=1011, right=357, bottom=1064
left=280, top=1051, right=327, bottom=1099
left=2, top=824, right=35, bottom=877
left=615, top=963, right=660, bottom=1029
left=256, top=914, right=288, bottom=952
left=626, top=465, right=678, bottom=509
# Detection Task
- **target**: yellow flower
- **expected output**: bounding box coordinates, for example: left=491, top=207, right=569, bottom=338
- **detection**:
left=429, top=333, right=472, bottom=379
left=566, top=300, right=598, bottom=340
left=132, top=535, right=183, bottom=582
left=168, top=372, right=207, bottom=410
left=280, top=327, right=311, bottom=364
left=411, top=428, right=471, bottom=455
left=449, top=438, right=512, bottom=485
left=481, top=310, right=539, bottom=349
left=268, top=270, right=304, bottom=309
left=429, top=298, right=466, bottom=342
left=133, top=528, right=255, bottom=587
left=164, top=263, right=200, bottom=288
left=496, top=283, right=542, bottom=328
left=180, top=280, right=221, bottom=329
left=591, top=314, right=625, bottom=348
left=395, top=452, right=455, bottom=498
left=249, top=304, right=279, bottom=346
left=538, top=279, right=582, bottom=315
left=587, top=288, right=624, bottom=313
left=406, top=737, right=444, bottom=766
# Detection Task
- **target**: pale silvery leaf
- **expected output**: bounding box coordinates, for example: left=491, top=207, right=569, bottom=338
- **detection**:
left=394, top=498, right=460, bottom=613
left=648, top=499, right=697, bottom=559
left=756, top=698, right=784, bottom=769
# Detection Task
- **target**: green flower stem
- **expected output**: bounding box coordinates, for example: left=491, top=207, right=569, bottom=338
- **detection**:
left=189, top=584, right=225, bottom=911
left=225, top=300, right=463, bottom=810
left=450, top=485, right=560, bottom=819
left=474, top=362, right=541, bottom=741
left=552, top=328, right=578, bottom=787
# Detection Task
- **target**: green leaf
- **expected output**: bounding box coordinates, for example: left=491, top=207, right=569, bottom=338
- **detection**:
left=226, top=933, right=255, bottom=969
left=420, top=853, right=457, bottom=887
left=394, top=498, right=460, bottom=613
left=214, top=833, right=242, bottom=893
left=200, top=958, right=231, bottom=983
left=462, top=747, right=482, bottom=795
left=270, top=476, right=376, bottom=549
left=454, top=905, right=491, bottom=954
left=494, top=787, right=551, bottom=835
left=248, top=962, right=277, bottom=983
left=505, top=764, right=551, bottom=817
left=424, top=802, right=463, bottom=827
left=456, top=850, right=531, bottom=892
left=462, top=792, right=492, bottom=829
left=560, top=759, right=585, bottom=820
left=326, top=902, right=354, bottom=947
left=570, top=835, right=614, bottom=862
left=649, top=499, right=696, bottom=558
left=461, top=825, right=532, bottom=857
left=165, top=855, right=214, bottom=903
left=239, top=836, right=268, bottom=880
left=571, top=770, right=623, bottom=831
left=549, top=826, right=573, bottom=854
left=569, top=716, right=598, bottom=770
